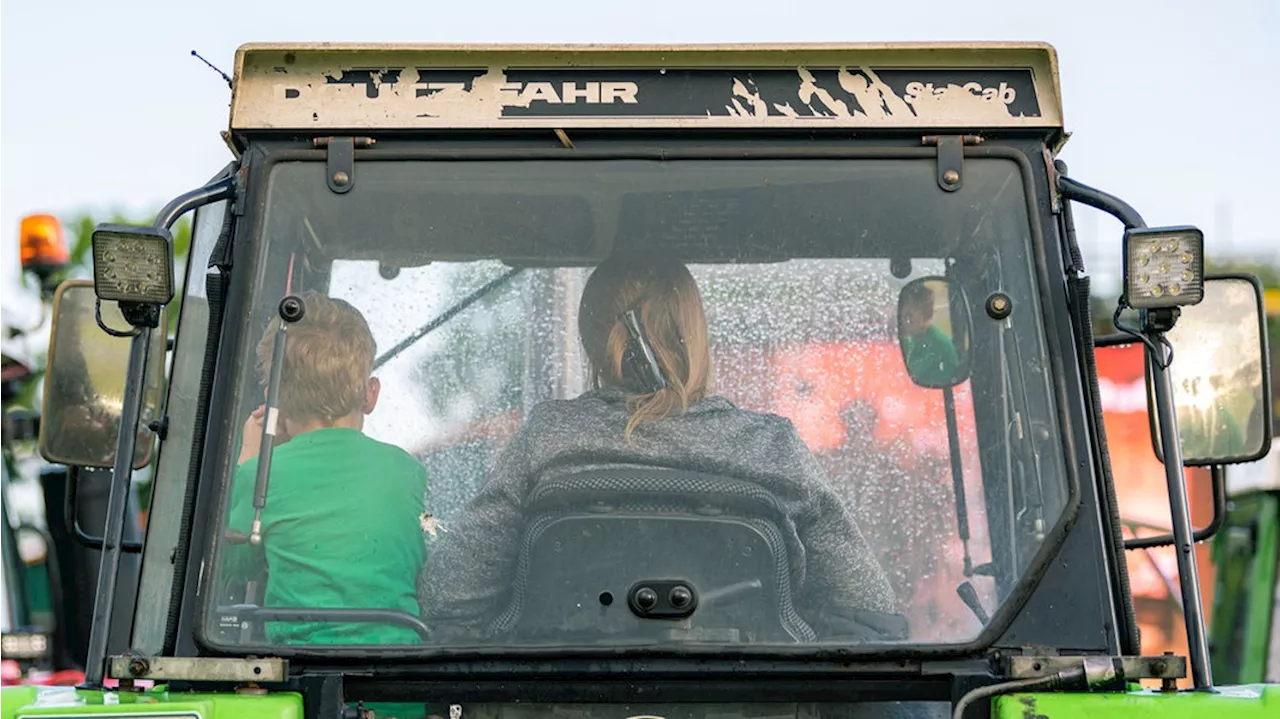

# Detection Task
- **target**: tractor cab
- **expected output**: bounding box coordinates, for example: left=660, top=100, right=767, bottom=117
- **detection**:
left=4, top=43, right=1277, bottom=719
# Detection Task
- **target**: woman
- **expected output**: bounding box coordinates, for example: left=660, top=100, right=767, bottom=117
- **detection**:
left=418, top=255, right=902, bottom=640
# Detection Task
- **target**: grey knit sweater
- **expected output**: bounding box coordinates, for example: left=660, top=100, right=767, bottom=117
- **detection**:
left=417, top=387, right=897, bottom=630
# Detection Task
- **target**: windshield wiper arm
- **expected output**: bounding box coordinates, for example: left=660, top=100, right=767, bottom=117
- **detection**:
left=372, top=267, right=524, bottom=371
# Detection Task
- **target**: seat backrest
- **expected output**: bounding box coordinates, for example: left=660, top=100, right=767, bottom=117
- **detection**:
left=490, top=466, right=815, bottom=643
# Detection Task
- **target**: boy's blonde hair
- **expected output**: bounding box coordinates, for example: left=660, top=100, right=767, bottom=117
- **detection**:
left=256, top=290, right=376, bottom=425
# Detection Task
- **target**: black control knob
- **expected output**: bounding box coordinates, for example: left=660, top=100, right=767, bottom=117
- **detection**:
left=634, top=587, right=658, bottom=612
left=279, top=295, right=306, bottom=324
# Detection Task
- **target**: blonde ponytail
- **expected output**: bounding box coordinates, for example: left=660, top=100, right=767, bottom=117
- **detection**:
left=579, top=256, right=714, bottom=443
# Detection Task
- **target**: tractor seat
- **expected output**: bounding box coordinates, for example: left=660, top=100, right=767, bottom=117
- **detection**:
left=489, top=466, right=815, bottom=644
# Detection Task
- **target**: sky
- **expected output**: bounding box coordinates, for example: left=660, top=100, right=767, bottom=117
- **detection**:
left=1, top=0, right=1278, bottom=320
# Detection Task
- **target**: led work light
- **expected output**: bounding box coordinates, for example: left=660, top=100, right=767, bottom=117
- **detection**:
left=1, top=632, right=49, bottom=659
left=91, top=224, right=175, bottom=306
left=1122, top=226, right=1205, bottom=310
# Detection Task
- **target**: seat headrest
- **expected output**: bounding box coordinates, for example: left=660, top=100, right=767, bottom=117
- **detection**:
left=529, top=466, right=786, bottom=519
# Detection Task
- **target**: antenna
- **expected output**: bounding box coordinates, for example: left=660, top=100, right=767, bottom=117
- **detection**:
left=191, top=50, right=232, bottom=89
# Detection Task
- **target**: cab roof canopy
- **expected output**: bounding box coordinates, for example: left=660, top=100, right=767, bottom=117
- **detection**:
left=230, top=43, right=1064, bottom=139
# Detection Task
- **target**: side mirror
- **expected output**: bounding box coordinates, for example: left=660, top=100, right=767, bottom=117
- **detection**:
left=1148, top=275, right=1273, bottom=466
left=38, top=281, right=166, bottom=469
left=896, top=276, right=973, bottom=389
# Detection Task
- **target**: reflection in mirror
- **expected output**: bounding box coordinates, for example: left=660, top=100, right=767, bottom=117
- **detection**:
left=1152, top=276, right=1272, bottom=466
left=38, top=281, right=166, bottom=469
left=896, top=277, right=972, bottom=389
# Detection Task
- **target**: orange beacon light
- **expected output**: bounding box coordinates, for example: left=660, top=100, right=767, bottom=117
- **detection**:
left=19, top=213, right=70, bottom=274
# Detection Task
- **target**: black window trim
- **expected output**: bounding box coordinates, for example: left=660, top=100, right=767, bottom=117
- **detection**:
left=180, top=141, right=1087, bottom=665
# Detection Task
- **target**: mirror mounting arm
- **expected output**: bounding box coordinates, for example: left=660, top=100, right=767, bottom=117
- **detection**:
left=82, top=176, right=235, bottom=689
left=1059, top=174, right=1217, bottom=690
left=119, top=302, right=161, bottom=329
left=82, top=323, right=153, bottom=688
left=1145, top=337, right=1215, bottom=691
left=154, top=176, right=235, bottom=228
left=1142, top=307, right=1179, bottom=334
left=1057, top=176, right=1147, bottom=230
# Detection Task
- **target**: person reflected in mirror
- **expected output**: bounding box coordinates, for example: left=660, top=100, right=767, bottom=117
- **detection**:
left=419, top=255, right=904, bottom=642
left=51, top=402, right=155, bottom=468
left=1179, top=376, right=1247, bottom=460
left=1205, top=377, right=1247, bottom=457
left=43, top=292, right=153, bottom=468
left=223, top=290, right=428, bottom=645
left=1244, top=393, right=1266, bottom=453
left=899, top=281, right=961, bottom=387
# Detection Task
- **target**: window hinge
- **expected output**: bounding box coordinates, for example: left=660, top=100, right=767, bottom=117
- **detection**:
left=314, top=136, right=375, bottom=194
left=923, top=135, right=983, bottom=193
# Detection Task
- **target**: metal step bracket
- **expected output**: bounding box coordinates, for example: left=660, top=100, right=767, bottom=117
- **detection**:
left=1008, top=654, right=1186, bottom=690
left=109, top=655, right=288, bottom=683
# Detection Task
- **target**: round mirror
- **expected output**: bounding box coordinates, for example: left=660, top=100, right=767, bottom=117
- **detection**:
left=896, top=277, right=973, bottom=389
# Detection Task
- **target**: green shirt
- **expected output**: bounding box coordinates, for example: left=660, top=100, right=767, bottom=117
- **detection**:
left=224, top=427, right=428, bottom=645
left=902, top=325, right=961, bottom=387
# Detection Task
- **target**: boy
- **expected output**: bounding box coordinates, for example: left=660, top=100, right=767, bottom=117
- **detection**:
left=224, top=290, right=428, bottom=645
left=898, top=282, right=961, bottom=387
